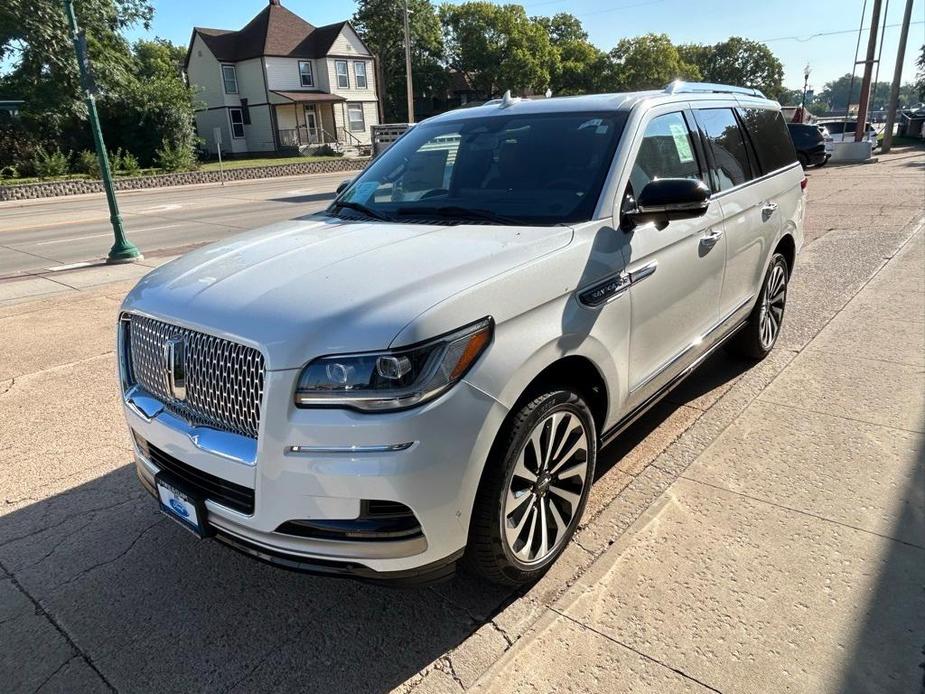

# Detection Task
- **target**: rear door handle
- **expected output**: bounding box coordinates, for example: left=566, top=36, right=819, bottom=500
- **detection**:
left=761, top=201, right=778, bottom=222
left=700, top=228, right=724, bottom=248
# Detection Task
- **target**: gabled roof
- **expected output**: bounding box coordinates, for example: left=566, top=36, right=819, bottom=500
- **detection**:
left=187, top=1, right=365, bottom=66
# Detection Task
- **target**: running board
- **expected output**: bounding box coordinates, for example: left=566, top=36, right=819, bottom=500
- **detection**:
left=599, top=316, right=749, bottom=448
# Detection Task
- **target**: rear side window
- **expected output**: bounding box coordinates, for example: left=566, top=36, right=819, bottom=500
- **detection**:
left=825, top=122, right=845, bottom=134
left=695, top=108, right=752, bottom=191
left=739, top=109, right=798, bottom=173
left=629, top=112, right=701, bottom=195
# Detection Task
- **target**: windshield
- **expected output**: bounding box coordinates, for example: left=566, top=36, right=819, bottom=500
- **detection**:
left=331, top=110, right=629, bottom=226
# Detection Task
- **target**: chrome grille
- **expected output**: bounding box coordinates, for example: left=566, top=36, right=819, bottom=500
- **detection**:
left=124, top=314, right=265, bottom=439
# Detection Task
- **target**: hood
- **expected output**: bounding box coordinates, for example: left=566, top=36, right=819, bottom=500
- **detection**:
left=123, top=216, right=573, bottom=370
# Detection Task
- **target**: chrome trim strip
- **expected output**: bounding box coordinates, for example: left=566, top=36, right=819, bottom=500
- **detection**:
left=125, top=386, right=257, bottom=465
left=630, top=294, right=754, bottom=395
left=287, top=442, right=417, bottom=455
left=578, top=260, right=658, bottom=308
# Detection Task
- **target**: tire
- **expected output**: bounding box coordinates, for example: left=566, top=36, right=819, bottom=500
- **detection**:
left=797, top=153, right=809, bottom=169
left=727, top=252, right=789, bottom=360
left=464, top=389, right=597, bottom=586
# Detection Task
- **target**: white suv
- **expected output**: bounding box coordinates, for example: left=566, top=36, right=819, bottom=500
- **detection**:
left=119, top=82, right=804, bottom=586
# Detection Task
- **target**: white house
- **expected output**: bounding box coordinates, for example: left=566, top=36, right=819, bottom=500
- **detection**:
left=185, top=0, right=380, bottom=156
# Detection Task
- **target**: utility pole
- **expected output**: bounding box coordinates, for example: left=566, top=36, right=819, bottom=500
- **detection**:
left=882, top=0, right=914, bottom=153
left=854, top=0, right=883, bottom=142
left=403, top=0, right=414, bottom=124
left=63, top=0, right=141, bottom=263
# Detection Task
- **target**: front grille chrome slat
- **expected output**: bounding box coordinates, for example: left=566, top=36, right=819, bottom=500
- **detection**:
left=125, top=314, right=265, bottom=439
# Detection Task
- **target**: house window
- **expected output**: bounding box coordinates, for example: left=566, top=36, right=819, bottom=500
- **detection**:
left=354, top=61, right=367, bottom=90
left=229, top=108, right=245, bottom=139
left=221, top=64, right=238, bottom=94
left=298, top=60, right=314, bottom=88
left=335, top=60, right=349, bottom=89
left=347, top=104, right=365, bottom=132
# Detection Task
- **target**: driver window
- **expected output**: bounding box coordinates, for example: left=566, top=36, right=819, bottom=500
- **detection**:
left=628, top=112, right=701, bottom=197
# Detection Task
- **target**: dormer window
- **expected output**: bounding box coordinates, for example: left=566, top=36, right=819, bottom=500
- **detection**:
left=298, top=60, right=314, bottom=88
left=222, top=64, right=238, bottom=94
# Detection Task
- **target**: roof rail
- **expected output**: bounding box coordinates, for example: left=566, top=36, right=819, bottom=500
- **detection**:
left=664, top=80, right=766, bottom=99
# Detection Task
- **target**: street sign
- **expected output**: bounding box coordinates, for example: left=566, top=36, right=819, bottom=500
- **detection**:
left=213, top=127, right=223, bottom=147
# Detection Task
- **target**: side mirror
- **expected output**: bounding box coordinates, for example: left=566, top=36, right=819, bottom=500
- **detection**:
left=623, top=178, right=710, bottom=231
left=335, top=179, right=353, bottom=196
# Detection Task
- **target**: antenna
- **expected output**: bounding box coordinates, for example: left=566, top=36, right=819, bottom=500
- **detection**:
left=500, top=90, right=515, bottom=108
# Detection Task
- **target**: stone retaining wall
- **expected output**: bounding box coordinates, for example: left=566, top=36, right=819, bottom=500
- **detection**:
left=0, top=157, right=369, bottom=202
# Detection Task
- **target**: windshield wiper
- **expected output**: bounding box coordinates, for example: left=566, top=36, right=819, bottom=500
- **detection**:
left=329, top=200, right=393, bottom=222
left=395, top=205, right=522, bottom=225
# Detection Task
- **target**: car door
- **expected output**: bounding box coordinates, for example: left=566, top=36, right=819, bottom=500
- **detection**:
left=693, top=106, right=773, bottom=324
left=620, top=108, right=726, bottom=409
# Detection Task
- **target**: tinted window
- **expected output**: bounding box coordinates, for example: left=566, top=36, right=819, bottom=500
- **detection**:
left=825, top=122, right=845, bottom=134
left=696, top=108, right=753, bottom=191
left=629, top=112, right=701, bottom=196
left=336, top=111, right=628, bottom=226
left=741, top=109, right=798, bottom=173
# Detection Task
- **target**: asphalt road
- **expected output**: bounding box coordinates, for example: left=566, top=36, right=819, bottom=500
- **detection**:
left=0, top=172, right=347, bottom=277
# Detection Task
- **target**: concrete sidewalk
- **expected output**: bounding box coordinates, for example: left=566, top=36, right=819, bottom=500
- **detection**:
left=471, top=229, right=925, bottom=693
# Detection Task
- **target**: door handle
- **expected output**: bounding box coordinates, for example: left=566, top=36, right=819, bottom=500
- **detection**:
left=700, top=228, right=724, bottom=248
left=761, top=201, right=778, bottom=222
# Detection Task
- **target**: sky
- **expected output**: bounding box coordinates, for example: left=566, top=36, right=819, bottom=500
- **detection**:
left=124, top=0, right=925, bottom=91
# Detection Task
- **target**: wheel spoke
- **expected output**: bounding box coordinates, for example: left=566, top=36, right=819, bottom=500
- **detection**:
left=543, top=413, right=560, bottom=469
left=520, top=505, right=539, bottom=560
left=548, top=497, right=569, bottom=535
left=550, top=413, right=574, bottom=462
left=554, top=459, right=587, bottom=484
left=505, top=494, right=535, bottom=550
left=549, top=433, right=587, bottom=475
left=528, top=426, right=545, bottom=471
left=538, top=498, right=550, bottom=559
left=548, top=483, right=581, bottom=508
left=513, top=450, right=538, bottom=483
left=769, top=288, right=785, bottom=306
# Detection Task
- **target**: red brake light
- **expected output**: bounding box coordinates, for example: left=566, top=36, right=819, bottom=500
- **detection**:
left=800, top=176, right=808, bottom=191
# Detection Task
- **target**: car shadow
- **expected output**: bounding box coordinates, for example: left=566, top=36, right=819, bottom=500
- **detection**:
left=594, top=349, right=753, bottom=482
left=0, top=466, right=512, bottom=692
left=835, top=428, right=925, bottom=692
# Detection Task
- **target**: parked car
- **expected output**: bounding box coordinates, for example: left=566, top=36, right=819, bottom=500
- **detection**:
left=788, top=122, right=829, bottom=167
left=818, top=119, right=878, bottom=148
left=118, top=82, right=805, bottom=587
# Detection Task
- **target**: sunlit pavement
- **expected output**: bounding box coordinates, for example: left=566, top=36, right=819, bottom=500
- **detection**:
left=0, top=148, right=923, bottom=692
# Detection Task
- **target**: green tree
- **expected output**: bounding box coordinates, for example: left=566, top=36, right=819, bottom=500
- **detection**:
left=606, top=33, right=700, bottom=91
left=441, top=2, right=557, bottom=98
left=353, top=0, right=446, bottom=122
left=679, top=37, right=784, bottom=97
left=0, top=0, right=152, bottom=137
left=535, top=13, right=608, bottom=95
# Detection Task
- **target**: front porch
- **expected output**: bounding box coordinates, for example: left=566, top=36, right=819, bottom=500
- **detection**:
left=271, top=92, right=370, bottom=156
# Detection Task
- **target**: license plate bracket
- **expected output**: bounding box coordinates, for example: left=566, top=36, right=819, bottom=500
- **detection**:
left=155, top=473, right=213, bottom=539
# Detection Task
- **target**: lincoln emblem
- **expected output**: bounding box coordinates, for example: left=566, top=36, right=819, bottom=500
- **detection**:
left=164, top=335, right=188, bottom=401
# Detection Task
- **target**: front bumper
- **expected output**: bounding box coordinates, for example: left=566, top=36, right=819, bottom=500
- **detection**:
left=125, top=371, right=509, bottom=581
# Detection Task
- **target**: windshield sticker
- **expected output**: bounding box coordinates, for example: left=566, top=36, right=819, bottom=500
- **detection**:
left=668, top=123, right=695, bottom=163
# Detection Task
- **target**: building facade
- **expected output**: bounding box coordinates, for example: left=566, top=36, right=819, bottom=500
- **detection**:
left=185, top=0, right=380, bottom=156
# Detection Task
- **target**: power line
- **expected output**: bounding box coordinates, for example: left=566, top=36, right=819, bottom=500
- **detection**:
left=759, top=20, right=924, bottom=43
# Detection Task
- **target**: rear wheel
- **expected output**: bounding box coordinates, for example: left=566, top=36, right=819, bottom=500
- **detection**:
left=798, top=153, right=809, bottom=169
left=465, top=389, right=597, bottom=586
left=728, top=253, right=789, bottom=360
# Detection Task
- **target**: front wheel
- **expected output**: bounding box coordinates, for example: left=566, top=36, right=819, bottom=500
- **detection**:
left=727, top=252, right=789, bottom=360
left=465, top=389, right=597, bottom=586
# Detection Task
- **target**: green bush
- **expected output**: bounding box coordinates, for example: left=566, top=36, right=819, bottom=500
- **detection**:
left=313, top=144, right=344, bottom=157
left=155, top=140, right=197, bottom=172
left=120, top=150, right=142, bottom=176
left=0, top=165, right=18, bottom=179
left=76, top=150, right=102, bottom=178
left=32, top=147, right=71, bottom=179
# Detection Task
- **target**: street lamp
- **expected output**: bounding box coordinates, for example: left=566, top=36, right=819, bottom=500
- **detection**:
left=800, top=63, right=811, bottom=111
left=63, top=0, right=142, bottom=263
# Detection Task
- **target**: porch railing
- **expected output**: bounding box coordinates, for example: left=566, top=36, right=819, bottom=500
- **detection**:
left=278, top=125, right=324, bottom=148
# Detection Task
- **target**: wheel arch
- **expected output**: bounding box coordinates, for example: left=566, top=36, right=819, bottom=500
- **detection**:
left=774, top=233, right=797, bottom=276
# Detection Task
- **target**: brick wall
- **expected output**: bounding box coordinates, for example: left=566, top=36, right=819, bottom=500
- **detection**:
left=0, top=158, right=369, bottom=202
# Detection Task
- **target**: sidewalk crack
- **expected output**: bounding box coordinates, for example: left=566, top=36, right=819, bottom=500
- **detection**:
left=0, top=558, right=117, bottom=692
left=550, top=607, right=723, bottom=693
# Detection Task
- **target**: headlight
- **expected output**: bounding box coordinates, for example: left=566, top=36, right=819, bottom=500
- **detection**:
left=294, top=318, right=493, bottom=411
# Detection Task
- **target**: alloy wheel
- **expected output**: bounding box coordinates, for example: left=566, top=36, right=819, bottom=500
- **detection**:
left=759, top=262, right=787, bottom=350
left=502, top=410, right=589, bottom=565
